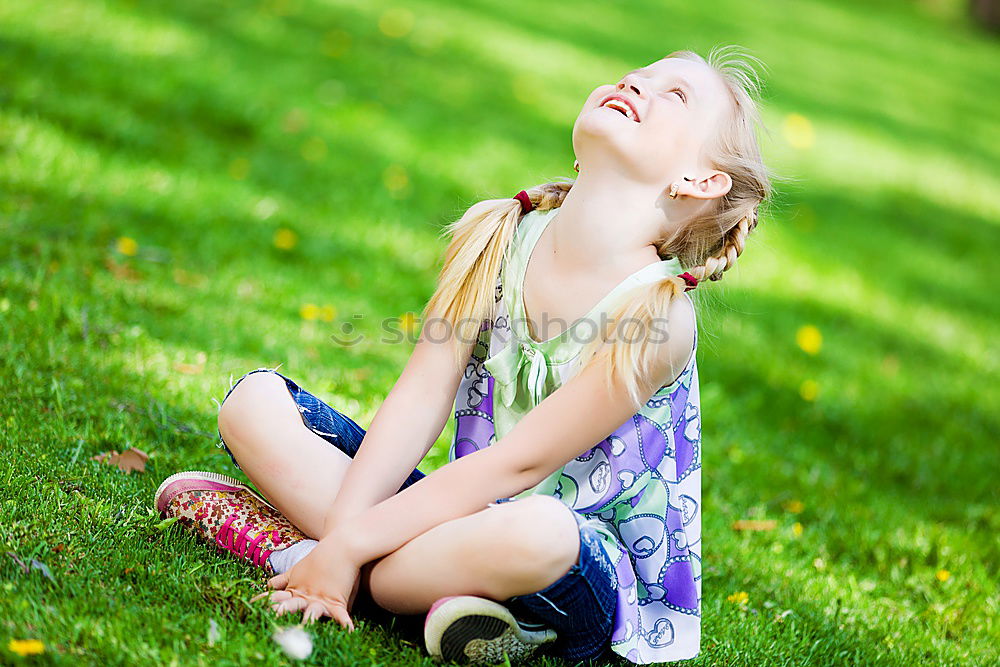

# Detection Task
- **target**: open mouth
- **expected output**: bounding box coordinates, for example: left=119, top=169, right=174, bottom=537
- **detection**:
left=599, top=96, right=639, bottom=122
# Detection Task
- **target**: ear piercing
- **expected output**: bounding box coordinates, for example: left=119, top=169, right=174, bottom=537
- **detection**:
left=574, top=159, right=580, bottom=173
left=668, top=176, right=694, bottom=199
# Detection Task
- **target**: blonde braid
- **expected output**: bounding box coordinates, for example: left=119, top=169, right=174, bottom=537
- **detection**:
left=685, top=205, right=759, bottom=282
left=527, top=180, right=573, bottom=212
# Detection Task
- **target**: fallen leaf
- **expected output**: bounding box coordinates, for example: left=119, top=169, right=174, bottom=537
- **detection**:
left=5, top=553, right=55, bottom=583
left=6, top=551, right=28, bottom=573
left=29, top=559, right=55, bottom=583
left=731, top=519, right=777, bottom=531
left=104, top=257, right=142, bottom=281
left=91, top=447, right=149, bottom=473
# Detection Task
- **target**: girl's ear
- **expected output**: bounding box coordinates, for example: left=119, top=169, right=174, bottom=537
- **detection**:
left=678, top=170, right=732, bottom=201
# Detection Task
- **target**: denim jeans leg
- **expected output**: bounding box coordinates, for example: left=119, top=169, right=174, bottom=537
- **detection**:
left=502, top=508, right=618, bottom=662
left=215, top=367, right=426, bottom=491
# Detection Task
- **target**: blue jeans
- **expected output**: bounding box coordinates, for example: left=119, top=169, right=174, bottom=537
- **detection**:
left=217, top=368, right=617, bottom=663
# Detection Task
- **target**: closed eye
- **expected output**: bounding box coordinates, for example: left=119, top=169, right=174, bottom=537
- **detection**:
left=659, top=87, right=686, bottom=104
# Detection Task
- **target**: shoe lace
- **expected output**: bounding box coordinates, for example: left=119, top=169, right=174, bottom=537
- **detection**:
left=215, top=515, right=278, bottom=568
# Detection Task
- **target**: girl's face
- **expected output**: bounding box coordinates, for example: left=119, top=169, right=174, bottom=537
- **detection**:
left=572, top=56, right=732, bottom=188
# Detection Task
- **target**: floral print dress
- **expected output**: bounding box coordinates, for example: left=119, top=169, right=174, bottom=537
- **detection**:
left=448, top=207, right=703, bottom=663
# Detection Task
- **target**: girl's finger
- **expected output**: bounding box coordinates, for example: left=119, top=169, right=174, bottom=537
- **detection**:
left=272, top=596, right=308, bottom=617
left=302, top=601, right=327, bottom=624
left=267, top=572, right=290, bottom=590
left=269, top=590, right=293, bottom=603
left=332, top=605, right=355, bottom=632
left=249, top=591, right=270, bottom=603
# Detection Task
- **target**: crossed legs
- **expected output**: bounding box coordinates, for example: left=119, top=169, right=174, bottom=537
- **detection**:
left=216, top=371, right=582, bottom=615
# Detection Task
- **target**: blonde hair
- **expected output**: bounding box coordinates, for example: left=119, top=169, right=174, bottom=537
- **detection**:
left=423, top=45, right=776, bottom=410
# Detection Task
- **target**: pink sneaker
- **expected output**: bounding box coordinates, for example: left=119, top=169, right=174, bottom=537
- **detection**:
left=424, top=595, right=557, bottom=664
left=154, top=470, right=309, bottom=576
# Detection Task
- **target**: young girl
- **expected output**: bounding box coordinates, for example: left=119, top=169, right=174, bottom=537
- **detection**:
left=154, top=45, right=773, bottom=664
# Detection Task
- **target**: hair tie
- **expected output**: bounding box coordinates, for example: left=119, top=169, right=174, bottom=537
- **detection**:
left=513, top=190, right=534, bottom=214
left=678, top=272, right=699, bottom=291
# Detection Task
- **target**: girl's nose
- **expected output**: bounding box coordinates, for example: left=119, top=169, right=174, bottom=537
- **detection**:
left=617, top=75, right=644, bottom=98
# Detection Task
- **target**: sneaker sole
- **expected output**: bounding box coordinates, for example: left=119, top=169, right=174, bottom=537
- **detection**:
left=424, top=596, right=556, bottom=664
left=154, top=470, right=276, bottom=516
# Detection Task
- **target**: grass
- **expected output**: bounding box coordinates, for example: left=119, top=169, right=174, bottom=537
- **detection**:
left=1, top=0, right=998, bottom=664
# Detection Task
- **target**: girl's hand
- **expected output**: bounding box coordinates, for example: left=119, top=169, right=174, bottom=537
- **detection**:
left=253, top=535, right=361, bottom=630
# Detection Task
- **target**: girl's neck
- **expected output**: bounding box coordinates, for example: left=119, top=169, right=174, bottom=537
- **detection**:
left=549, top=170, right=665, bottom=277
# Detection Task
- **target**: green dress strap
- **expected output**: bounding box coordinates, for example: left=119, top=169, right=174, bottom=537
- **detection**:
left=483, top=208, right=682, bottom=445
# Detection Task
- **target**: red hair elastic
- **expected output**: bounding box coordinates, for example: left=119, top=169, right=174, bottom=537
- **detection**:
left=513, top=190, right=534, bottom=214
left=678, top=272, right=699, bottom=291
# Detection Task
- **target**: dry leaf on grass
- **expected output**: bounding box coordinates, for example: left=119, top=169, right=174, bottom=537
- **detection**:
left=103, top=257, right=142, bottom=281
left=731, top=519, right=777, bottom=531
left=92, top=447, right=149, bottom=473
left=5, top=552, right=56, bottom=583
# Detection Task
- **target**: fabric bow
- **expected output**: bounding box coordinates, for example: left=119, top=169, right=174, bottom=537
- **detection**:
left=483, top=336, right=549, bottom=410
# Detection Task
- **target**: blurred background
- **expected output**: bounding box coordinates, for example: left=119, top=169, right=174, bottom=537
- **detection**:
left=1, top=0, right=997, bottom=664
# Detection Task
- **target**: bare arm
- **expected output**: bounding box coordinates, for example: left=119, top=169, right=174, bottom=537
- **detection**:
left=320, top=309, right=475, bottom=535
left=336, top=293, right=696, bottom=565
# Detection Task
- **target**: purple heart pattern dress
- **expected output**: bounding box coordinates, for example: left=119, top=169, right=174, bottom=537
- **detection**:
left=448, top=207, right=702, bottom=664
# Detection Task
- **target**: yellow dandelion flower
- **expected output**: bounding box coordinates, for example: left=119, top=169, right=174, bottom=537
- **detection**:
left=7, top=639, right=45, bottom=656
left=792, top=522, right=804, bottom=537
left=379, top=8, right=415, bottom=38
left=320, top=305, right=337, bottom=322
left=300, top=303, right=319, bottom=321
left=727, top=591, right=749, bottom=604
left=783, top=499, right=805, bottom=514
left=795, top=325, right=822, bottom=355
left=116, top=236, right=138, bottom=256
left=273, top=228, right=298, bottom=251
left=783, top=113, right=815, bottom=150
left=935, top=569, right=950, bottom=582
left=800, top=379, right=819, bottom=402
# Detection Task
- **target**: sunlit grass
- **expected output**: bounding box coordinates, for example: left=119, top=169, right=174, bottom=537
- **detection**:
left=1, top=0, right=997, bottom=664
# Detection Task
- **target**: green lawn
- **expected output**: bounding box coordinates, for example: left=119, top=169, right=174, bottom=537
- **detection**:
left=2, top=0, right=998, bottom=664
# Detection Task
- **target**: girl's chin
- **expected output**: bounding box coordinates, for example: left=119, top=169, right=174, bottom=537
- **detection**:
left=584, top=106, right=639, bottom=126
left=575, top=115, right=637, bottom=149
